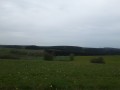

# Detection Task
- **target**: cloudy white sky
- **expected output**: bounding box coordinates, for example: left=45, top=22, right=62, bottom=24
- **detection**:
left=0, top=0, right=120, bottom=48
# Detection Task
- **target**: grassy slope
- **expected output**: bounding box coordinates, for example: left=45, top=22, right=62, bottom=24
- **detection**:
left=0, top=56, right=120, bottom=90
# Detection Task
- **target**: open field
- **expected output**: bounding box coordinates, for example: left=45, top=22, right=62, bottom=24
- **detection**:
left=0, top=56, right=120, bottom=90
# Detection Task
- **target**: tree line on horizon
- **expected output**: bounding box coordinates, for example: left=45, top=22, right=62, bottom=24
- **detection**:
left=0, top=45, right=120, bottom=56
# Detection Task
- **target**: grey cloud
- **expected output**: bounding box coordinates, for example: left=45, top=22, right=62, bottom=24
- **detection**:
left=0, top=0, right=120, bottom=47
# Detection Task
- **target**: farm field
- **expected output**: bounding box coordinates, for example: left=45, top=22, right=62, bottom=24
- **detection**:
left=0, top=56, right=120, bottom=90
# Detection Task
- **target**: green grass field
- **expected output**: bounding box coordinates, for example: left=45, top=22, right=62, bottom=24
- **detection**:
left=0, top=56, right=120, bottom=90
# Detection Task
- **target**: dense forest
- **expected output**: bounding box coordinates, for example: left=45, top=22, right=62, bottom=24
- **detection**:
left=0, top=45, right=120, bottom=56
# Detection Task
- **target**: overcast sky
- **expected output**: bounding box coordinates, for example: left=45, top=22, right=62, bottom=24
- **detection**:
left=0, top=0, right=120, bottom=48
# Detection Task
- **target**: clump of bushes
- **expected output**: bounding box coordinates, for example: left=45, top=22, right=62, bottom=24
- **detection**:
left=43, top=50, right=54, bottom=61
left=90, top=57, right=105, bottom=64
left=0, top=54, right=20, bottom=59
left=69, top=53, right=74, bottom=61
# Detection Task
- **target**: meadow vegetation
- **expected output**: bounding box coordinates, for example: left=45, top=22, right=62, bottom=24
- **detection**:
left=0, top=48, right=120, bottom=90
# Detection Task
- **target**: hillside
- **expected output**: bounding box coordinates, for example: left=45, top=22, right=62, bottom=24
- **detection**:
left=0, top=45, right=120, bottom=56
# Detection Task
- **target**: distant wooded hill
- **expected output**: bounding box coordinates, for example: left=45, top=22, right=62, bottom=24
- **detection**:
left=0, top=45, right=120, bottom=56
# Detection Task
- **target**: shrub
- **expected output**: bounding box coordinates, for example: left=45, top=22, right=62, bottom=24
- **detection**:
left=70, top=53, right=74, bottom=61
left=90, top=57, right=105, bottom=64
left=43, top=51, right=54, bottom=61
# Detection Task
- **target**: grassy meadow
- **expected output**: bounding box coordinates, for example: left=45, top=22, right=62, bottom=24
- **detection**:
left=0, top=55, right=120, bottom=90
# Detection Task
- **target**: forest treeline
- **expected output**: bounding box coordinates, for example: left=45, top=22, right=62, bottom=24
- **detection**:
left=0, top=45, right=120, bottom=56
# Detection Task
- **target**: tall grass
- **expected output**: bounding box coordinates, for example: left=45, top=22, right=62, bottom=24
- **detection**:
left=0, top=56, right=120, bottom=89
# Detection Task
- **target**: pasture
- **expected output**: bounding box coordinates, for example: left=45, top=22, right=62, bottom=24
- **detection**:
left=0, top=56, right=120, bottom=90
